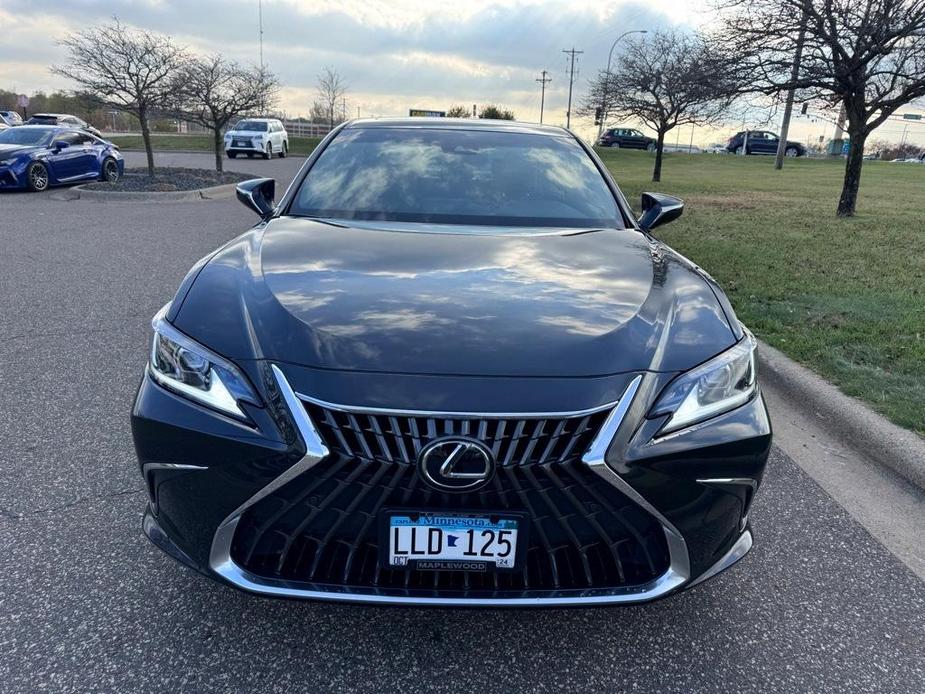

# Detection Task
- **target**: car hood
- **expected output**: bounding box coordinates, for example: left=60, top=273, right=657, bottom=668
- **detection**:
left=172, top=218, right=738, bottom=377
left=0, top=144, right=37, bottom=158
left=228, top=130, right=267, bottom=136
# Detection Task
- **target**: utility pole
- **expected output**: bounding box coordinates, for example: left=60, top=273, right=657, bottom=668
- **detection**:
left=536, top=70, right=552, bottom=124
left=774, top=13, right=807, bottom=169
left=562, top=47, right=583, bottom=129
left=258, top=0, right=264, bottom=70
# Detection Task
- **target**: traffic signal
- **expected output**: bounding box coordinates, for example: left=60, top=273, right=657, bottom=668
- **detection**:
left=594, top=107, right=602, bottom=125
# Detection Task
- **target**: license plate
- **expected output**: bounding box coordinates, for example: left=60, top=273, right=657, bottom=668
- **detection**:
left=384, top=512, right=521, bottom=570
left=234, top=140, right=247, bottom=147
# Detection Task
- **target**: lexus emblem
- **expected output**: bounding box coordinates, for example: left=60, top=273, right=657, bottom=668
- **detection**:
left=418, top=437, right=495, bottom=492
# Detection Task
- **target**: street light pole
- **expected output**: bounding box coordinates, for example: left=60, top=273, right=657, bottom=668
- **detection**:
left=598, top=29, right=647, bottom=138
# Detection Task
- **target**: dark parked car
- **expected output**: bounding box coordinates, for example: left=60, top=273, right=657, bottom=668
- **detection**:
left=726, top=130, right=805, bottom=157
left=0, top=110, right=23, bottom=127
left=597, top=127, right=656, bottom=150
left=25, top=113, right=102, bottom=138
left=0, top=125, right=123, bottom=191
left=132, top=118, right=770, bottom=606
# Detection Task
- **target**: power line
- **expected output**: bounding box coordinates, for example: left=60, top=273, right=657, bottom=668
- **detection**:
left=536, top=70, right=552, bottom=124
left=562, top=47, right=583, bottom=129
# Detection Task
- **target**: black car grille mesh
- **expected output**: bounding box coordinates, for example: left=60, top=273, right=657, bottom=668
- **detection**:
left=229, top=403, right=670, bottom=596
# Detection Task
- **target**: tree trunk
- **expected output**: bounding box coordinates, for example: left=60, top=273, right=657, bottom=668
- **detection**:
left=837, top=126, right=866, bottom=217
left=139, top=109, right=155, bottom=177
left=213, top=127, right=223, bottom=173
left=652, top=130, right=666, bottom=182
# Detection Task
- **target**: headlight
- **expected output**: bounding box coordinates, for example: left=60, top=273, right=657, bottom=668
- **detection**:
left=149, top=305, right=260, bottom=420
left=650, top=331, right=757, bottom=435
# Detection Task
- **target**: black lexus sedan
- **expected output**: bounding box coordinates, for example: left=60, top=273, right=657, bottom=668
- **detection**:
left=132, top=118, right=771, bottom=606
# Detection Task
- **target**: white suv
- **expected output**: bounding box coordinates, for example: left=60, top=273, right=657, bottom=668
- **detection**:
left=224, top=118, right=289, bottom=159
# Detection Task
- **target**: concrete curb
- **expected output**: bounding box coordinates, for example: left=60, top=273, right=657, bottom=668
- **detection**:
left=757, top=340, right=925, bottom=490
left=70, top=182, right=238, bottom=202
left=116, top=147, right=307, bottom=158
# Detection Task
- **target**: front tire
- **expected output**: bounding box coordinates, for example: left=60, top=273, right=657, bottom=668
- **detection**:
left=26, top=161, right=49, bottom=192
left=227, top=151, right=238, bottom=159
left=785, top=146, right=799, bottom=157
left=264, top=143, right=272, bottom=160
left=646, top=142, right=656, bottom=152
left=101, top=157, right=120, bottom=183
left=279, top=142, right=288, bottom=158
left=735, top=146, right=746, bottom=155
left=609, top=142, right=620, bottom=149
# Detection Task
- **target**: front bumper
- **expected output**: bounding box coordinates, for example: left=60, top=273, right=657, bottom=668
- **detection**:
left=132, top=362, right=771, bottom=606
left=0, top=164, right=23, bottom=189
left=225, top=139, right=264, bottom=153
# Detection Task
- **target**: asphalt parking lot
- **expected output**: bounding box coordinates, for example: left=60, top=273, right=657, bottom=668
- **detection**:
left=1, top=152, right=923, bottom=693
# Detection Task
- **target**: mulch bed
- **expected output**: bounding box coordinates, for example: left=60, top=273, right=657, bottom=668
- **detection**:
left=83, top=167, right=251, bottom=193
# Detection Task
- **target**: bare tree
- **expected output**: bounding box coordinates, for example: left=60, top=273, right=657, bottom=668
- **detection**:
left=478, top=105, right=515, bottom=120
left=446, top=105, right=471, bottom=118
left=316, top=66, right=347, bottom=129
left=583, top=30, right=737, bottom=182
left=168, top=55, right=278, bottom=172
left=714, top=0, right=925, bottom=216
left=52, top=20, right=185, bottom=176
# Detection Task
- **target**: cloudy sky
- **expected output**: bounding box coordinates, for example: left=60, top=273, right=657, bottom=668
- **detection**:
left=1, top=0, right=922, bottom=146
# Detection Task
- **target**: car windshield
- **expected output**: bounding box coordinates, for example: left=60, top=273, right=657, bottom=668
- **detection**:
left=290, top=127, right=622, bottom=228
left=234, top=120, right=267, bottom=132
left=0, top=128, right=53, bottom=146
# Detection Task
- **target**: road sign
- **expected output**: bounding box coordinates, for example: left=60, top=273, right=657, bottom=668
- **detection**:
left=16, top=94, right=29, bottom=108
left=902, top=113, right=922, bottom=120
left=409, top=109, right=446, bottom=118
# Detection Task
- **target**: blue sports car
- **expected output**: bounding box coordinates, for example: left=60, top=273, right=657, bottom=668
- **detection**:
left=0, top=125, right=123, bottom=192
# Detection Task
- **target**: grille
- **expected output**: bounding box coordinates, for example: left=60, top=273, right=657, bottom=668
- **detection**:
left=229, top=403, right=670, bottom=596
left=303, top=403, right=611, bottom=468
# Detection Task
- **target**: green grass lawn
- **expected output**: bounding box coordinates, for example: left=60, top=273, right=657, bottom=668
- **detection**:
left=596, top=149, right=925, bottom=435
left=109, top=134, right=322, bottom=156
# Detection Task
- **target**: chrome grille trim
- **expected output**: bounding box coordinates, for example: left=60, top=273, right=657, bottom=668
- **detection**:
left=294, top=392, right=622, bottom=419
left=302, top=400, right=610, bottom=470
left=209, top=369, right=693, bottom=605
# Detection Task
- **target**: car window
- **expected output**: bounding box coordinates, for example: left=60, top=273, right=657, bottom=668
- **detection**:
left=235, top=120, right=268, bottom=131
left=628, top=130, right=642, bottom=137
left=54, top=132, right=83, bottom=146
left=75, top=132, right=96, bottom=145
left=291, top=127, right=622, bottom=229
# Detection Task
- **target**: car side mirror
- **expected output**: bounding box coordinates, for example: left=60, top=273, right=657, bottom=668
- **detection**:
left=236, top=178, right=276, bottom=218
left=637, top=192, right=684, bottom=232
left=53, top=141, right=70, bottom=151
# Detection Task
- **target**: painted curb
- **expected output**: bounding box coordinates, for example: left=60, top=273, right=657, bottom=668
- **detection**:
left=757, top=340, right=925, bottom=490
left=71, top=181, right=238, bottom=202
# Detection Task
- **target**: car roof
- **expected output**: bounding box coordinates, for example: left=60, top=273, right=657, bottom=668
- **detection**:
left=16, top=124, right=75, bottom=133
left=236, top=117, right=278, bottom=121
left=343, top=117, right=570, bottom=137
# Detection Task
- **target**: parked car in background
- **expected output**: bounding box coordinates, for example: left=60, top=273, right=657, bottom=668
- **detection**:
left=224, top=118, right=289, bottom=159
left=25, top=113, right=102, bottom=138
left=0, top=111, right=23, bottom=127
left=0, top=125, right=123, bottom=192
left=726, top=131, right=806, bottom=157
left=597, top=127, right=656, bottom=150
left=705, top=143, right=729, bottom=154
